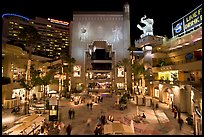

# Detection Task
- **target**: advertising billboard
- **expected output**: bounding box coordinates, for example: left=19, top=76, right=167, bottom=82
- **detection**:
left=172, top=4, right=202, bottom=37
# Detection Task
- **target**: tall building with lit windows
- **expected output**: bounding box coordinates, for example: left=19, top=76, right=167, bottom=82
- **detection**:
left=2, top=13, right=70, bottom=59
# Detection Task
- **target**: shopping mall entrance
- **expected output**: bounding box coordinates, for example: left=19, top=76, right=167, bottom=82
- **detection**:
left=85, top=41, right=115, bottom=93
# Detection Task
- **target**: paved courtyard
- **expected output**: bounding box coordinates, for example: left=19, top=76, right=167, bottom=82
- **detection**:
left=2, top=93, right=194, bottom=135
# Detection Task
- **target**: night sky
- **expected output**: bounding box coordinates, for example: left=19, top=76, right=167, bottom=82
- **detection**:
left=1, top=0, right=202, bottom=45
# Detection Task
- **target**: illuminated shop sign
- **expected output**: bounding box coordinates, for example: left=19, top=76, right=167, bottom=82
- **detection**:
left=172, top=4, right=202, bottom=37
left=48, top=18, right=69, bottom=26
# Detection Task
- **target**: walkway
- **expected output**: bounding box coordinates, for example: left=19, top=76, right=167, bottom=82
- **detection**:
left=2, top=94, right=194, bottom=135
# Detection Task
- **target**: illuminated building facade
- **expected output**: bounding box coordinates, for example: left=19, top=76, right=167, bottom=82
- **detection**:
left=70, top=3, right=131, bottom=91
left=2, top=14, right=70, bottom=59
left=134, top=4, right=202, bottom=135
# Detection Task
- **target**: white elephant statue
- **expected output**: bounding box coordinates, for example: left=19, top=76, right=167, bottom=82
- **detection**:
left=137, top=15, right=154, bottom=38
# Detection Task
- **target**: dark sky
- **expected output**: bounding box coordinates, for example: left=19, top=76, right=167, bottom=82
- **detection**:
left=1, top=0, right=202, bottom=45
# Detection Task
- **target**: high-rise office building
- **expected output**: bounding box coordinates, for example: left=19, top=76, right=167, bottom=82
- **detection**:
left=2, top=13, right=70, bottom=59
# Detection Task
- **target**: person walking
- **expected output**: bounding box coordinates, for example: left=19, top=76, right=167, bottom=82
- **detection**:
left=66, top=124, right=72, bottom=135
left=86, top=118, right=92, bottom=127
left=68, top=108, right=72, bottom=120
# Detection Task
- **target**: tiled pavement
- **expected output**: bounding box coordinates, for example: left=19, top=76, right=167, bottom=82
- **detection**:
left=2, top=94, right=194, bottom=135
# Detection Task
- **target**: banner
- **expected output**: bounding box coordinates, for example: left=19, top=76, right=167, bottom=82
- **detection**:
left=172, top=4, right=202, bottom=37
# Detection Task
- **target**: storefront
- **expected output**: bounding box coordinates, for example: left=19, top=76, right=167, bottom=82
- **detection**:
left=193, top=107, right=202, bottom=135
left=12, top=88, right=26, bottom=103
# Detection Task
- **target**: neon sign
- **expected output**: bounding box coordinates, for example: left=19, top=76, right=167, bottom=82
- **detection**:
left=2, top=13, right=30, bottom=20
left=48, top=18, right=69, bottom=26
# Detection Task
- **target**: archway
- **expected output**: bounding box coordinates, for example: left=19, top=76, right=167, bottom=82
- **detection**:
left=163, top=88, right=174, bottom=109
left=85, top=40, right=115, bottom=93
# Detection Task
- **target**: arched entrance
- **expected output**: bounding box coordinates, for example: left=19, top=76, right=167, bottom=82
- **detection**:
left=163, top=88, right=174, bottom=109
left=85, top=40, right=115, bottom=93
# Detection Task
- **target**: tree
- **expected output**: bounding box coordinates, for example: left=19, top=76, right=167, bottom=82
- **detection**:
left=19, top=64, right=41, bottom=114
left=116, top=58, right=131, bottom=91
left=35, top=68, right=57, bottom=113
left=18, top=25, right=41, bottom=114
left=60, top=52, right=76, bottom=96
left=19, top=64, right=57, bottom=114
left=131, top=61, right=147, bottom=94
left=128, top=45, right=137, bottom=61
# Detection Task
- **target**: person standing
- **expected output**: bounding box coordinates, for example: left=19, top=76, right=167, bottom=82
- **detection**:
left=100, top=96, right=103, bottom=103
left=90, top=102, right=93, bottom=110
left=177, top=109, right=181, bottom=121
left=178, top=118, right=184, bottom=130
left=66, top=124, right=72, bottom=135
left=72, top=108, right=75, bottom=119
left=94, top=126, right=99, bottom=135
left=101, top=115, right=106, bottom=125
left=69, top=108, right=72, bottom=120
left=174, top=108, right=177, bottom=119
left=87, top=103, right=89, bottom=110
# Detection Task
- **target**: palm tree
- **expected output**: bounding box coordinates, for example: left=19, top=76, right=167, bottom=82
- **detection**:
left=19, top=64, right=57, bottom=114
left=128, top=45, right=137, bottom=62
left=35, top=68, right=57, bottom=113
left=18, top=24, right=41, bottom=114
left=19, top=64, right=42, bottom=114
left=131, top=61, right=147, bottom=94
left=60, top=52, right=76, bottom=96
left=116, top=58, right=130, bottom=91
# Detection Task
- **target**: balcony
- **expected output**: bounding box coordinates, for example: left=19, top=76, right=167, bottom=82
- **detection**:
left=135, top=35, right=163, bottom=48
left=152, top=60, right=202, bottom=72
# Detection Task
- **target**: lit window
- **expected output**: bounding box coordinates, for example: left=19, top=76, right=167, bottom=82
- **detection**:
left=9, top=22, right=14, bottom=24
left=19, top=26, right=23, bottom=29
left=47, top=25, right=51, bottom=27
left=14, top=22, right=18, bottom=25
left=13, top=34, right=18, bottom=36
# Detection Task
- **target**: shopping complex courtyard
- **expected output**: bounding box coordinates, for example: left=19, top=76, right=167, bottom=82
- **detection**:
left=2, top=92, right=194, bottom=135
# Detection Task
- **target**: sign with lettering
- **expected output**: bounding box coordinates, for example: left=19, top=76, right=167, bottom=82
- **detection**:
left=184, top=4, right=202, bottom=32
left=172, top=4, right=202, bottom=37
left=48, top=18, right=69, bottom=26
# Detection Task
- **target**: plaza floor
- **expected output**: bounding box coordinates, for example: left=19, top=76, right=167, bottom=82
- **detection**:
left=2, top=94, right=194, bottom=135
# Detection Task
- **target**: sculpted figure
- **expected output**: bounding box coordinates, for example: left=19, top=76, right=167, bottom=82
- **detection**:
left=137, top=15, right=154, bottom=38
left=112, top=26, right=123, bottom=42
left=78, top=22, right=90, bottom=42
